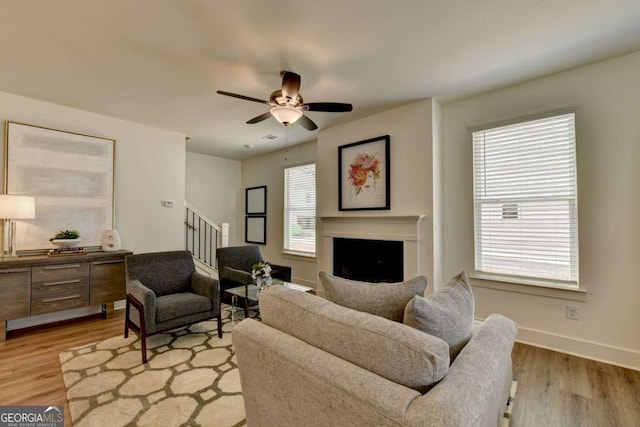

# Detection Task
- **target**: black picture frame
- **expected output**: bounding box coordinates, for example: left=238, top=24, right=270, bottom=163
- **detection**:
left=338, top=135, right=390, bottom=211
left=245, top=216, right=266, bottom=244
left=245, top=185, right=267, bottom=215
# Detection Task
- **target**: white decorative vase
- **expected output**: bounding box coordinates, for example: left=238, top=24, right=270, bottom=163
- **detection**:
left=101, top=229, right=121, bottom=252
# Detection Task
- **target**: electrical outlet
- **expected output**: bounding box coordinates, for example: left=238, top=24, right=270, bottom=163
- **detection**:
left=566, top=304, right=579, bottom=320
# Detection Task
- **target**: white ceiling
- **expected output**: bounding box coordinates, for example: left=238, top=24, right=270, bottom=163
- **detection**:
left=0, top=0, right=639, bottom=160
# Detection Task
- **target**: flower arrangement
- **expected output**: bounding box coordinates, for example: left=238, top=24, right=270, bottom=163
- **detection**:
left=348, top=152, right=380, bottom=195
left=251, top=261, right=272, bottom=279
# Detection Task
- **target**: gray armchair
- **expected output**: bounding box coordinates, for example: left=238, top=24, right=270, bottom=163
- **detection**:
left=125, top=250, right=222, bottom=363
left=216, top=245, right=292, bottom=312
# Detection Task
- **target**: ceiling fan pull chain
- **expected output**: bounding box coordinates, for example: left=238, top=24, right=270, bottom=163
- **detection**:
left=284, top=125, right=289, bottom=163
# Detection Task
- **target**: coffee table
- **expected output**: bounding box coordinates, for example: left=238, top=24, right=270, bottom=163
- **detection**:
left=225, top=280, right=314, bottom=323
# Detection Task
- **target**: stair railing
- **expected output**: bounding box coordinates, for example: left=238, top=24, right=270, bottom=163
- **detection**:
left=184, top=202, right=229, bottom=270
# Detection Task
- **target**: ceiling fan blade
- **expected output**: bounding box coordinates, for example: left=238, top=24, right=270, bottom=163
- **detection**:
left=297, top=114, right=318, bottom=131
left=281, top=71, right=301, bottom=102
left=217, top=90, right=269, bottom=105
left=246, top=111, right=273, bottom=124
left=304, top=102, right=353, bottom=112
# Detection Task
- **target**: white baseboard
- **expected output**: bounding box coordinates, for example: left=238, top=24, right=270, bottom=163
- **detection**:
left=516, top=326, right=640, bottom=371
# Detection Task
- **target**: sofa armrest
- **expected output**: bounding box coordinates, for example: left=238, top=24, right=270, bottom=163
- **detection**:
left=233, top=319, right=420, bottom=427
left=126, top=279, right=156, bottom=330
left=191, top=271, right=221, bottom=305
left=220, top=267, right=253, bottom=285
left=405, top=313, right=518, bottom=427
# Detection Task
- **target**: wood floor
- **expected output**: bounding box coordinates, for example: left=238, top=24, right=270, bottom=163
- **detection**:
left=511, top=343, right=640, bottom=427
left=0, top=311, right=639, bottom=427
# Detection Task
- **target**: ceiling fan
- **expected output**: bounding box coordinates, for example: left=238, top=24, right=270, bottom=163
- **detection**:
left=217, top=71, right=353, bottom=131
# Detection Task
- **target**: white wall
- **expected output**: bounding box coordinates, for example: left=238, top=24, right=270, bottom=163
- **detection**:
left=0, top=90, right=186, bottom=329
left=241, top=141, right=318, bottom=287
left=185, top=151, right=242, bottom=245
left=0, top=91, right=186, bottom=254
left=441, top=51, right=640, bottom=369
left=316, top=99, right=437, bottom=284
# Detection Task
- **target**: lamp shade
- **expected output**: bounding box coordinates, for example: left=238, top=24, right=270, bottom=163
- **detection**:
left=0, top=195, right=36, bottom=219
left=270, top=106, right=303, bottom=125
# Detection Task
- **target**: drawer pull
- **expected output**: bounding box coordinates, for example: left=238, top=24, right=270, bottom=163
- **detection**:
left=0, top=268, right=29, bottom=274
left=43, top=279, right=82, bottom=287
left=92, top=260, right=124, bottom=265
left=43, top=264, right=82, bottom=270
left=43, top=294, right=81, bottom=303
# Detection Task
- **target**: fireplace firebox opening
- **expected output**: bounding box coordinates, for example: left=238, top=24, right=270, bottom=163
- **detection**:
left=333, top=237, right=403, bottom=283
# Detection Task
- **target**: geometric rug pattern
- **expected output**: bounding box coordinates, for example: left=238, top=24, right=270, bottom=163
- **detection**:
left=59, top=309, right=247, bottom=427
left=60, top=307, right=517, bottom=426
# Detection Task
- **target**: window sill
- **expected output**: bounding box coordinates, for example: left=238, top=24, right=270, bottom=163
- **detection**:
left=470, top=272, right=587, bottom=302
left=282, top=250, right=317, bottom=262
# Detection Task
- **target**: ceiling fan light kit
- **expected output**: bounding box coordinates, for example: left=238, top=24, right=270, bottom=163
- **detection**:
left=217, top=70, right=353, bottom=131
left=270, top=105, right=303, bottom=125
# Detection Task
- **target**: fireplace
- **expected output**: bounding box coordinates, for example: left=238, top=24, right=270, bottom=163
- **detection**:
left=333, top=237, right=403, bottom=283
left=319, top=215, right=428, bottom=294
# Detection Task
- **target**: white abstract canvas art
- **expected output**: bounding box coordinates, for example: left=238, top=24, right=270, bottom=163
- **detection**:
left=5, top=122, right=115, bottom=251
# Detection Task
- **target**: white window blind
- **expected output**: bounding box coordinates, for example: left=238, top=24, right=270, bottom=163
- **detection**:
left=284, top=163, right=316, bottom=255
left=472, top=113, right=578, bottom=285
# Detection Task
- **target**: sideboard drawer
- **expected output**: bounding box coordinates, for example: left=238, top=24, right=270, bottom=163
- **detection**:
left=31, top=293, right=90, bottom=316
left=31, top=263, right=90, bottom=313
left=32, top=263, right=90, bottom=298
left=0, top=267, right=31, bottom=319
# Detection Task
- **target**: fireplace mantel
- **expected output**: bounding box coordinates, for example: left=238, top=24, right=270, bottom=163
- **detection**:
left=319, top=214, right=428, bottom=286
left=320, top=214, right=427, bottom=241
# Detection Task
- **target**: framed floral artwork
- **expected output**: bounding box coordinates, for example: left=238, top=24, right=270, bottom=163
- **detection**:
left=338, top=135, right=390, bottom=211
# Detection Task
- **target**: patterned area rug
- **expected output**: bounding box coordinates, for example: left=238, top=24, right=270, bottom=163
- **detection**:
left=60, top=308, right=518, bottom=426
left=59, top=309, right=248, bottom=427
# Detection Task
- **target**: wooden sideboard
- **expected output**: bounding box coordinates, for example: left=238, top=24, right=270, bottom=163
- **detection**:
left=0, top=250, right=132, bottom=341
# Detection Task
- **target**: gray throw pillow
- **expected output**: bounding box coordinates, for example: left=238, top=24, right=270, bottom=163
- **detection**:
left=319, top=271, right=427, bottom=322
left=260, top=285, right=449, bottom=393
left=403, top=271, right=475, bottom=361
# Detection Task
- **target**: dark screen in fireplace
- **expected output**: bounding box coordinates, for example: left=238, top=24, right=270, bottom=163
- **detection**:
left=333, top=237, right=403, bottom=283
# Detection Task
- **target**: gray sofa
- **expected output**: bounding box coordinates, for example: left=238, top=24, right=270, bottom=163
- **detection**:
left=232, top=285, right=517, bottom=427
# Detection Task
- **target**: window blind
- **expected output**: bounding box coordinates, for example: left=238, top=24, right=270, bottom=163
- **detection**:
left=472, top=113, right=578, bottom=284
left=284, top=163, right=316, bottom=255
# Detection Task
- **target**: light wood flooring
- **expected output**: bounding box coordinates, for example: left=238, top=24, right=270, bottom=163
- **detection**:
left=0, top=311, right=639, bottom=427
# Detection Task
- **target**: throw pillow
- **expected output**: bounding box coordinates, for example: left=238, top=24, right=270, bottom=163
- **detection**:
left=403, top=271, right=474, bottom=361
left=259, top=285, right=449, bottom=393
left=319, top=271, right=427, bottom=322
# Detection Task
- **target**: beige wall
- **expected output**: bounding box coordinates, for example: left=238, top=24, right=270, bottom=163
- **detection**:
left=441, top=51, right=640, bottom=369
left=185, top=151, right=242, bottom=245
left=241, top=141, right=318, bottom=287
left=316, top=99, right=437, bottom=284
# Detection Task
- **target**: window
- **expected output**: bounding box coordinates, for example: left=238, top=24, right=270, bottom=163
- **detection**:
left=472, top=112, right=578, bottom=285
left=284, top=163, right=316, bottom=255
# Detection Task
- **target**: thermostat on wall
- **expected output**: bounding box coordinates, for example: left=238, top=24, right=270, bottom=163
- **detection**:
left=162, top=200, right=174, bottom=208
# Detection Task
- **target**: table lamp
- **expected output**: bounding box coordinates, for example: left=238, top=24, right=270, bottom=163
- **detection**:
left=0, top=195, right=35, bottom=258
